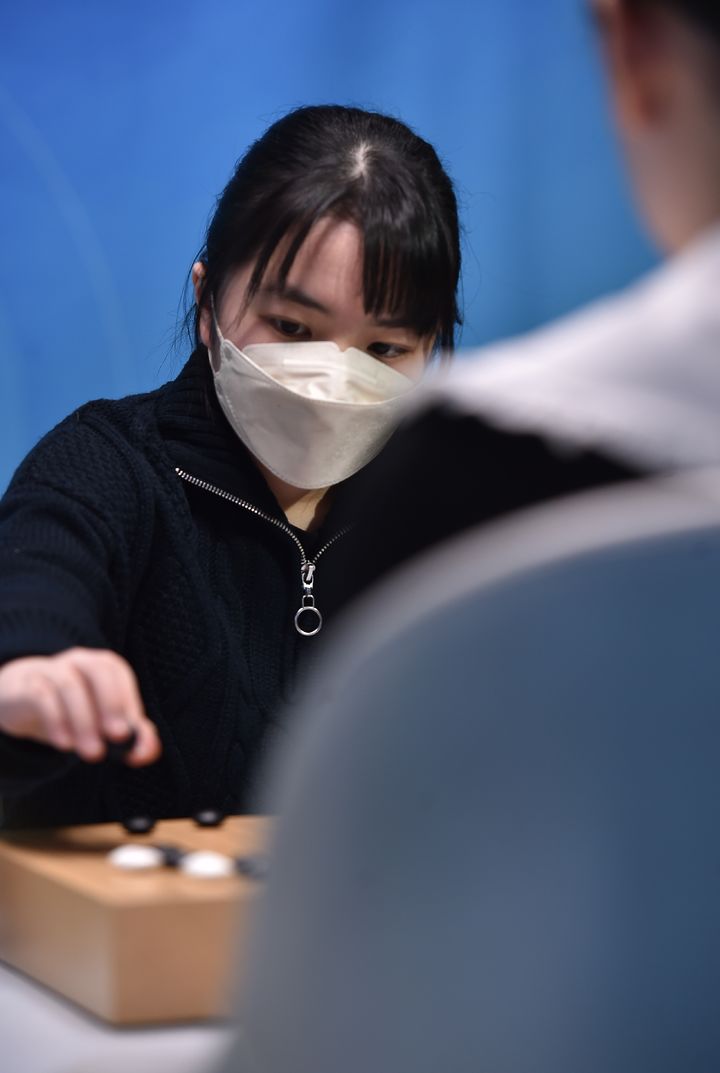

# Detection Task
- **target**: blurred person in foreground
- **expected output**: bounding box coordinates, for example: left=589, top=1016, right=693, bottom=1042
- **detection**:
left=223, top=473, right=720, bottom=1073
left=326, top=0, right=720, bottom=610
left=216, top=7, right=720, bottom=1072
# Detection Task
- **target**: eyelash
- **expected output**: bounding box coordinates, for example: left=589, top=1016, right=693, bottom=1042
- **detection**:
left=268, top=318, right=409, bottom=359
left=270, top=318, right=310, bottom=339
left=366, top=342, right=409, bottom=359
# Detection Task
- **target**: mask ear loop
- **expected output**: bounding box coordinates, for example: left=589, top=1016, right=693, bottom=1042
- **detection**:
left=209, top=293, right=224, bottom=342
left=206, top=293, right=227, bottom=372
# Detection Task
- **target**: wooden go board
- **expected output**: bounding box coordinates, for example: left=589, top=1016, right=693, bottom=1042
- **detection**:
left=0, top=816, right=270, bottom=1025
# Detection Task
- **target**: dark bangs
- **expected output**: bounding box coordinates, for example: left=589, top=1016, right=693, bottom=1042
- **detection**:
left=190, top=106, right=462, bottom=355
left=240, top=171, right=460, bottom=354
left=359, top=201, right=460, bottom=353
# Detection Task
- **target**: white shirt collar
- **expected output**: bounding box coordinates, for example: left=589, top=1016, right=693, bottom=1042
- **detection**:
left=429, top=220, right=720, bottom=470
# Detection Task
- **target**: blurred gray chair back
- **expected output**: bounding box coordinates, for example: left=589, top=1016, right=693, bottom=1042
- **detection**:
left=227, top=470, right=720, bottom=1073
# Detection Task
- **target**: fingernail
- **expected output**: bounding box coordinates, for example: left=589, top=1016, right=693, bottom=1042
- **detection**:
left=79, top=738, right=104, bottom=760
left=107, top=716, right=130, bottom=738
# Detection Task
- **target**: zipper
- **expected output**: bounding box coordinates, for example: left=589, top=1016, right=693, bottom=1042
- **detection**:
left=175, top=467, right=351, bottom=637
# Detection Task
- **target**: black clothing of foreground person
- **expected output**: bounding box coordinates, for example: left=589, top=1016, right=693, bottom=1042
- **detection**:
left=0, top=105, right=462, bottom=827
left=324, top=410, right=641, bottom=614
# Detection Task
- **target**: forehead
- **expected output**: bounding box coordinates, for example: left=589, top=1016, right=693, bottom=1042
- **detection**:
left=217, top=216, right=367, bottom=323
left=271, top=217, right=365, bottom=307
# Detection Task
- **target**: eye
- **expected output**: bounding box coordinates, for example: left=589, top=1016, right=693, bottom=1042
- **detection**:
left=366, top=342, right=409, bottom=359
left=269, top=318, right=310, bottom=340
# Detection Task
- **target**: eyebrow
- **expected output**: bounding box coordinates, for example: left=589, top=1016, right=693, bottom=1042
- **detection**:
left=260, top=282, right=418, bottom=333
left=260, top=283, right=330, bottom=315
left=373, top=314, right=417, bottom=330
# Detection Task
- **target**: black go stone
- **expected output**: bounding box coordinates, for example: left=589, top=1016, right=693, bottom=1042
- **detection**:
left=235, top=855, right=270, bottom=881
left=105, top=729, right=138, bottom=763
left=122, top=816, right=156, bottom=835
left=193, top=809, right=225, bottom=828
left=154, top=843, right=186, bottom=868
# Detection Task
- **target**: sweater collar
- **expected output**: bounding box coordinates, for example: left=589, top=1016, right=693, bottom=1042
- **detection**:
left=156, top=348, right=274, bottom=503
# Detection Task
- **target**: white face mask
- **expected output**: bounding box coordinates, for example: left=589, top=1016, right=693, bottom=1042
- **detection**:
left=209, top=320, right=417, bottom=489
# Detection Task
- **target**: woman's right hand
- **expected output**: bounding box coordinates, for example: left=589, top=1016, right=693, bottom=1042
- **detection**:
left=0, top=648, right=162, bottom=765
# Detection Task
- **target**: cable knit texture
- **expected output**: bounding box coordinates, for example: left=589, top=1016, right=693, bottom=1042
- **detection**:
left=0, top=350, right=357, bottom=828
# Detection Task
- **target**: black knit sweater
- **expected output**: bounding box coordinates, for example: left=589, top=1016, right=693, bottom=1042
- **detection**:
left=0, top=350, right=362, bottom=828
left=0, top=351, right=640, bottom=829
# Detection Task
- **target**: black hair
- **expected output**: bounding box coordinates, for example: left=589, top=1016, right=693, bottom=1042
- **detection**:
left=184, top=105, right=461, bottom=355
left=625, top=0, right=720, bottom=39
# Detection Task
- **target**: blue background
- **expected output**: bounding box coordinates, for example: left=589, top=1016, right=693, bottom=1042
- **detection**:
left=0, top=0, right=656, bottom=493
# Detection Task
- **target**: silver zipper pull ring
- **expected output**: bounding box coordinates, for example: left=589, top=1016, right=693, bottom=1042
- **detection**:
left=295, top=562, right=323, bottom=637
left=175, top=470, right=349, bottom=636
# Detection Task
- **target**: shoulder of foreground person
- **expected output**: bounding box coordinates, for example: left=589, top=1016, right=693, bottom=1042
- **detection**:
left=431, top=237, right=720, bottom=473
left=322, top=403, right=646, bottom=615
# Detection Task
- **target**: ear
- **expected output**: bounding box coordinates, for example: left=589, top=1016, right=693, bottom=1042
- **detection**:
left=593, top=0, right=673, bottom=133
left=191, top=261, right=212, bottom=349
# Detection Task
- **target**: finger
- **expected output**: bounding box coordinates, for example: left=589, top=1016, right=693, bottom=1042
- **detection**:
left=68, top=650, right=162, bottom=765
left=0, top=666, right=75, bottom=752
left=67, top=649, right=143, bottom=741
left=108, top=661, right=162, bottom=765
left=124, top=715, right=163, bottom=766
left=30, top=676, right=76, bottom=752
left=64, top=650, right=134, bottom=742
left=51, top=665, right=106, bottom=762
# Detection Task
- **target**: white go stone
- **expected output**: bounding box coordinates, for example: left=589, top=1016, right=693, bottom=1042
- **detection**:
left=179, top=850, right=235, bottom=878
left=108, top=844, right=164, bottom=871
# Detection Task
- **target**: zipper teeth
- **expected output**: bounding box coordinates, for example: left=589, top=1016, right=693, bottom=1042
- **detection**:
left=314, top=526, right=352, bottom=563
left=175, top=468, right=350, bottom=564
